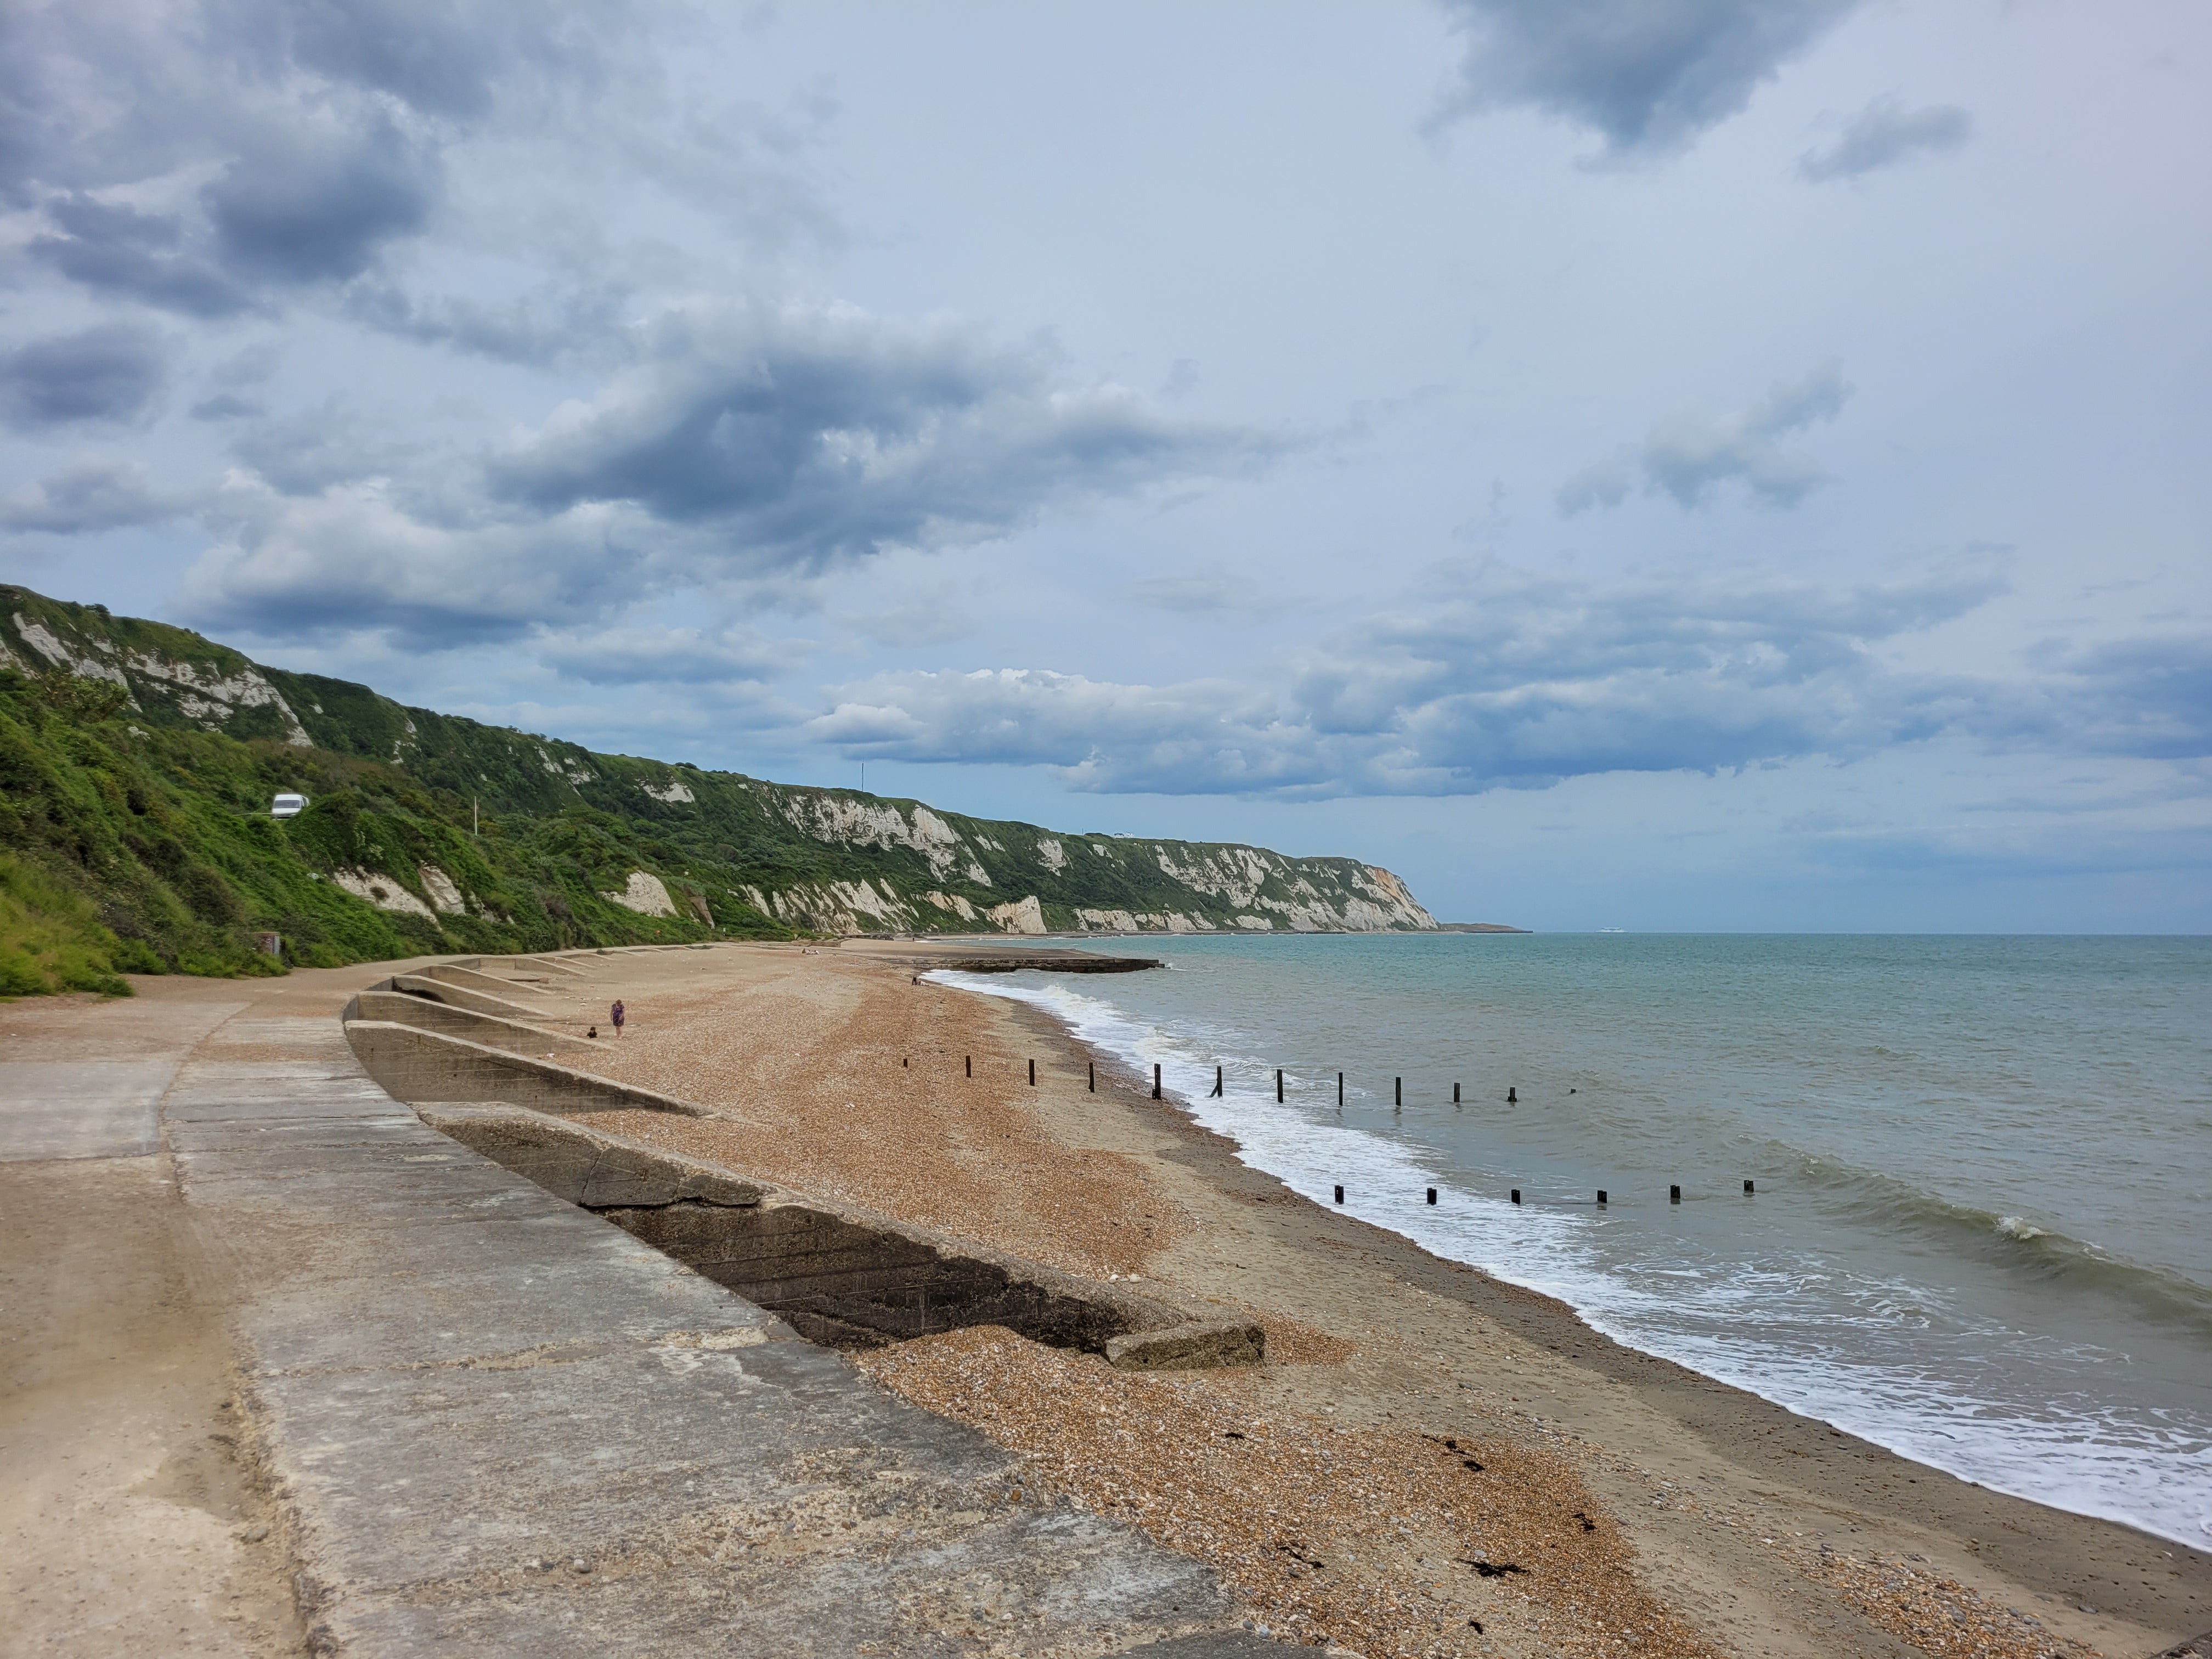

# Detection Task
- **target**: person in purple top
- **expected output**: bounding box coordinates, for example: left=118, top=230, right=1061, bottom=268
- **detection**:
left=611, top=998, right=625, bottom=1039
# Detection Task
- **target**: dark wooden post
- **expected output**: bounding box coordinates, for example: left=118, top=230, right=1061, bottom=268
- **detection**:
left=1152, top=1063, right=1161, bottom=1100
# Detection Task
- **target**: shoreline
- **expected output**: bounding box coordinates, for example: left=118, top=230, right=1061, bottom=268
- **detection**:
left=941, top=963, right=2206, bottom=1554
left=984, top=978, right=2206, bottom=1558
left=562, top=941, right=2211, bottom=1658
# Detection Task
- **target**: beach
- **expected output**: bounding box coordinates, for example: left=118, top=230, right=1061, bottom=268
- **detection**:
left=551, top=940, right=2212, bottom=1659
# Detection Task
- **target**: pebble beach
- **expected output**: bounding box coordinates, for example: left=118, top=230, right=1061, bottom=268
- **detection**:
left=546, top=941, right=2210, bottom=1659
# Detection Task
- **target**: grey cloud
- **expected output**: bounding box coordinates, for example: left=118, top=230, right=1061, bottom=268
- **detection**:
left=346, top=278, right=637, bottom=368
left=1430, top=0, right=1865, bottom=159
left=7, top=0, right=618, bottom=315
left=538, top=622, right=802, bottom=686
left=1801, top=97, right=1972, bottom=183
left=27, top=195, right=257, bottom=318
left=190, top=393, right=267, bottom=421
left=180, top=294, right=1274, bottom=650
left=204, top=114, right=439, bottom=284
left=810, top=567, right=2004, bottom=797
left=0, top=459, right=187, bottom=533
left=0, top=324, right=168, bottom=428
left=491, top=298, right=1278, bottom=568
left=1559, top=363, right=1850, bottom=512
left=2017, top=636, right=2212, bottom=763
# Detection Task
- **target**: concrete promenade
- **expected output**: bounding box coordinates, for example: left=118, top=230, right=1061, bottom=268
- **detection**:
left=1, top=968, right=1275, bottom=1656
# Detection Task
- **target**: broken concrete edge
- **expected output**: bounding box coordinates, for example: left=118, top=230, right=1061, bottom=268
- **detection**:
left=1104, top=1321, right=1266, bottom=1373
left=349, top=990, right=600, bottom=1059
left=413, top=1101, right=1263, bottom=1369
left=341, top=1020, right=708, bottom=1120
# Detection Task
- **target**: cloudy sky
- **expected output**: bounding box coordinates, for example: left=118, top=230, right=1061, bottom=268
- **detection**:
left=4, top=0, right=2207, bottom=931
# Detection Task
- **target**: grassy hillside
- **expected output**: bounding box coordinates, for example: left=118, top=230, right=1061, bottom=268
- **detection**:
left=0, top=585, right=1435, bottom=994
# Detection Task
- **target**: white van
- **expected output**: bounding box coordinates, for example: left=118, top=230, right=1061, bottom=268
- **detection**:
left=270, top=792, right=309, bottom=818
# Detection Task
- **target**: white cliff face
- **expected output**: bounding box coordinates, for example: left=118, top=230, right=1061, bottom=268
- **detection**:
left=419, top=865, right=469, bottom=915
left=10, top=613, right=321, bottom=745
left=1035, top=837, right=1066, bottom=871
left=604, top=871, right=678, bottom=917
left=987, top=895, right=1047, bottom=934
left=331, top=867, right=437, bottom=918
left=773, top=792, right=967, bottom=877
left=642, top=778, right=695, bottom=804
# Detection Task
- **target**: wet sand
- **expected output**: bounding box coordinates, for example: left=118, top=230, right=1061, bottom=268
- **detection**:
left=548, top=940, right=2212, bottom=1659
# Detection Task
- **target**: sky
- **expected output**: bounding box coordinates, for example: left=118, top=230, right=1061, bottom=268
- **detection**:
left=3, top=0, right=2208, bottom=932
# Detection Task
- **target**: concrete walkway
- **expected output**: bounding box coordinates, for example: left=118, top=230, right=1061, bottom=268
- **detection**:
left=3, top=973, right=1275, bottom=1657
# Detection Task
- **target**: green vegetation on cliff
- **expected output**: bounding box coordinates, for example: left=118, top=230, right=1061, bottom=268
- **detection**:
left=0, top=585, right=1435, bottom=993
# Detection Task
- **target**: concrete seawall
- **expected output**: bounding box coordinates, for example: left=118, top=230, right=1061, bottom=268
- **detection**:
left=347, top=981, right=1263, bottom=1372
left=3, top=961, right=1283, bottom=1656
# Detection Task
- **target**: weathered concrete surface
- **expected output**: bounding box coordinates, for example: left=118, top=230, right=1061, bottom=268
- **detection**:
left=416, top=1104, right=1263, bottom=1365
left=414, top=962, right=565, bottom=1004
left=350, top=988, right=598, bottom=1058
left=0, top=1058, right=182, bottom=1160
left=170, top=1007, right=1273, bottom=1656
left=2, top=972, right=1276, bottom=1656
left=342, top=1019, right=704, bottom=1118
left=386, top=972, right=554, bottom=1023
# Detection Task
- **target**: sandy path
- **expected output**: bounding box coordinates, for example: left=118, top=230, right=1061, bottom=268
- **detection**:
left=549, top=943, right=2212, bottom=1659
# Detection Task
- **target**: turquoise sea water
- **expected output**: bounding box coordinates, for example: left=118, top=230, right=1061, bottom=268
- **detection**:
left=935, top=934, right=2212, bottom=1548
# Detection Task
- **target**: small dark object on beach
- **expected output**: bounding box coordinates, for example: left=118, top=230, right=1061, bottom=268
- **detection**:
left=1463, top=1457, right=1484, bottom=1471
left=1597, top=1189, right=1608, bottom=1205
left=1223, top=1430, right=1246, bottom=1440
left=586, top=1026, right=597, bottom=1039
left=1458, top=1560, right=1526, bottom=1578
left=1511, top=1188, right=1521, bottom=1204
left=1671, top=1183, right=1681, bottom=1203
left=1745, top=1178, right=1755, bottom=1194
left=1468, top=1619, right=1484, bottom=1633
left=965, top=1054, right=971, bottom=1077
left=1028, top=1059, right=1035, bottom=1086
left=1088, top=1061, right=1095, bottom=1093
left=1426, top=1188, right=1437, bottom=1205
left=1152, top=1063, right=1161, bottom=1099
left=1211, top=1065, right=1223, bottom=1098
left=1333, top=1184, right=1344, bottom=1205
left=1573, top=1511, right=1597, bottom=1532
left=1507, top=1086, right=1518, bottom=1104
left=1570, top=1086, right=1577, bottom=1093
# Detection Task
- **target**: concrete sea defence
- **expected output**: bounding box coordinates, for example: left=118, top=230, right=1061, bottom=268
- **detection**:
left=346, top=975, right=1265, bottom=1372
left=2, top=959, right=1286, bottom=1656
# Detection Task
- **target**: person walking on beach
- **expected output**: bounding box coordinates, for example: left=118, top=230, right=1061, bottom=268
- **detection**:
left=611, top=998, right=626, bottom=1039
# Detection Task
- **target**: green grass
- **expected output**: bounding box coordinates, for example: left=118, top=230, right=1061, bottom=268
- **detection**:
left=0, top=853, right=133, bottom=996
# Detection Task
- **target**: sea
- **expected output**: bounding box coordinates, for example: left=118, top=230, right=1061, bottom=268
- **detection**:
left=929, top=933, right=2212, bottom=1549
